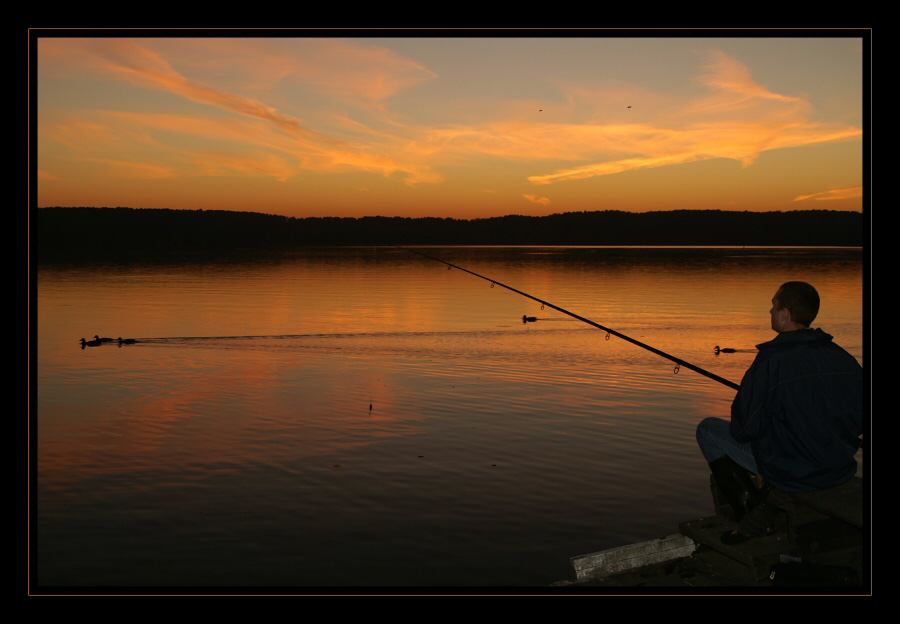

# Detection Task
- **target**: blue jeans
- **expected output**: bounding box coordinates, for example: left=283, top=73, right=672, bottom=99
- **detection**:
left=696, top=417, right=759, bottom=474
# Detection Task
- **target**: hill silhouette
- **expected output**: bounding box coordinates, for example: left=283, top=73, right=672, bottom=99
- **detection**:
left=35, top=207, right=864, bottom=261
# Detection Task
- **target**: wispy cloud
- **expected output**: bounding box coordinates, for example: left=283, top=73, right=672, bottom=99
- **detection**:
left=528, top=153, right=705, bottom=185
left=525, top=49, right=860, bottom=186
left=38, top=39, right=861, bottom=208
left=91, top=158, right=179, bottom=179
left=522, top=194, right=550, bottom=206
left=691, top=49, right=810, bottom=114
left=390, top=49, right=859, bottom=190
left=274, top=38, right=438, bottom=104
left=793, top=186, right=863, bottom=202
left=39, top=38, right=440, bottom=185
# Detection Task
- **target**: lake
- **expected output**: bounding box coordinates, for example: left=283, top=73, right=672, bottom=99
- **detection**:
left=34, top=246, right=864, bottom=590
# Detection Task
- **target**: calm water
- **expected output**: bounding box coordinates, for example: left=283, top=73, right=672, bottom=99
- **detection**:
left=35, top=246, right=864, bottom=589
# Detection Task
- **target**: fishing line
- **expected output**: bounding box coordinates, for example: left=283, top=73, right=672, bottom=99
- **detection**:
left=395, top=246, right=741, bottom=391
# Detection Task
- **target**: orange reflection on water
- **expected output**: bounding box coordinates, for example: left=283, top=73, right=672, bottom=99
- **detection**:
left=37, top=247, right=862, bottom=503
left=38, top=339, right=421, bottom=503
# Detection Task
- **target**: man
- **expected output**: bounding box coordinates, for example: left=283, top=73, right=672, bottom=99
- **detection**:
left=696, top=281, right=863, bottom=543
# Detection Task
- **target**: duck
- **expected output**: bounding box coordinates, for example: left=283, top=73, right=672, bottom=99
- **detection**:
left=94, top=335, right=115, bottom=343
left=522, top=315, right=537, bottom=323
left=117, top=337, right=137, bottom=345
left=81, top=337, right=102, bottom=347
left=714, top=345, right=735, bottom=354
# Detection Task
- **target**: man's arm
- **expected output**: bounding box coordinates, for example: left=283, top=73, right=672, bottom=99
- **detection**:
left=729, top=356, right=771, bottom=443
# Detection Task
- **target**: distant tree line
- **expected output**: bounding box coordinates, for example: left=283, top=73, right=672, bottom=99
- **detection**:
left=35, top=207, right=865, bottom=262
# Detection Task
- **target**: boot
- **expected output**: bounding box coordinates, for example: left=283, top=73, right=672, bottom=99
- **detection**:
left=708, top=456, right=777, bottom=545
left=708, top=455, right=764, bottom=522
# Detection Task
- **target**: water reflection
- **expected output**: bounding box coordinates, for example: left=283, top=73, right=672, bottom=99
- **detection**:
left=36, top=246, right=863, bottom=586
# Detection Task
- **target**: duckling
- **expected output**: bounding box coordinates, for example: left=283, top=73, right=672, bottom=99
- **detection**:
left=522, top=315, right=537, bottom=323
left=714, top=345, right=735, bottom=354
left=81, top=337, right=102, bottom=347
left=94, top=335, right=115, bottom=343
left=117, top=337, right=137, bottom=345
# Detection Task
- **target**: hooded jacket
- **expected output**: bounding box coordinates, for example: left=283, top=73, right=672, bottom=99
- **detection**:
left=730, top=328, right=863, bottom=493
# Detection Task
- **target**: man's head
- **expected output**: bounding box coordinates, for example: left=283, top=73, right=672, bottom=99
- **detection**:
left=770, top=281, right=819, bottom=332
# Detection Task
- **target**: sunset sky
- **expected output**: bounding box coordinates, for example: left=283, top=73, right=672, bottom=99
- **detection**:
left=35, top=32, right=866, bottom=219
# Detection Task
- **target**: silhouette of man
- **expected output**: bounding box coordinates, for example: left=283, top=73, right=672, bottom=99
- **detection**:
left=696, top=281, right=863, bottom=542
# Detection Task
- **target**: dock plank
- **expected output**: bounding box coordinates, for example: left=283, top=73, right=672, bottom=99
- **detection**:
left=780, top=476, right=863, bottom=529
left=571, top=534, right=697, bottom=582
left=678, top=516, right=792, bottom=584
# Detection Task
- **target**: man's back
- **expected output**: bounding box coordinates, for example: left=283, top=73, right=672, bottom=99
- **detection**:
left=731, top=328, right=863, bottom=492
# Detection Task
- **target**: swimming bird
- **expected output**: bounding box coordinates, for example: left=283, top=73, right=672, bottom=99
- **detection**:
left=522, top=315, right=537, bottom=323
left=714, top=346, right=736, bottom=354
left=94, top=335, right=114, bottom=343
left=81, top=337, right=102, bottom=347
left=118, top=337, right=137, bottom=345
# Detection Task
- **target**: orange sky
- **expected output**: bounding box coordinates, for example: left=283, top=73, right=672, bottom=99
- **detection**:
left=34, top=33, right=866, bottom=219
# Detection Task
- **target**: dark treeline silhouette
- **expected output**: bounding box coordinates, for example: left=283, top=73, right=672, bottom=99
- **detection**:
left=35, top=207, right=864, bottom=261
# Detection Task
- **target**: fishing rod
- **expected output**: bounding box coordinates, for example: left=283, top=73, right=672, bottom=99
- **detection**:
left=396, top=246, right=741, bottom=392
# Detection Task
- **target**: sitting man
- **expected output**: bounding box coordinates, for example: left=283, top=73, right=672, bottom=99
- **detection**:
left=696, top=281, right=863, bottom=543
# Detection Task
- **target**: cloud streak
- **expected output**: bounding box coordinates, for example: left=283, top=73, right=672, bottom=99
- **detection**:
left=522, top=194, right=550, bottom=206
left=39, top=38, right=441, bottom=186
left=525, top=49, right=860, bottom=186
left=793, top=186, right=863, bottom=202
left=37, top=38, right=862, bottom=214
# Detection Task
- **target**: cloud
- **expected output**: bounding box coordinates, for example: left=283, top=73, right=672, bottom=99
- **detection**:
left=85, top=110, right=446, bottom=185
left=394, top=50, right=859, bottom=188
left=279, top=39, right=438, bottom=103
left=522, top=194, right=550, bottom=206
left=528, top=153, right=705, bottom=185
left=692, top=49, right=809, bottom=113
left=793, top=186, right=863, bottom=202
left=39, top=38, right=443, bottom=186
left=40, top=38, right=436, bottom=108
left=525, top=50, right=860, bottom=186
left=44, top=39, right=337, bottom=141
left=38, top=40, right=861, bottom=200
left=90, top=158, right=179, bottom=179
left=189, top=151, right=297, bottom=183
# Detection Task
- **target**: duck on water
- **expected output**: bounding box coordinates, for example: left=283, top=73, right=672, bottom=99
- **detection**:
left=80, top=336, right=138, bottom=347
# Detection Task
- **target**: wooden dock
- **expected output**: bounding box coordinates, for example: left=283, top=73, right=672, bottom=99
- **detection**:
left=558, top=476, right=866, bottom=590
